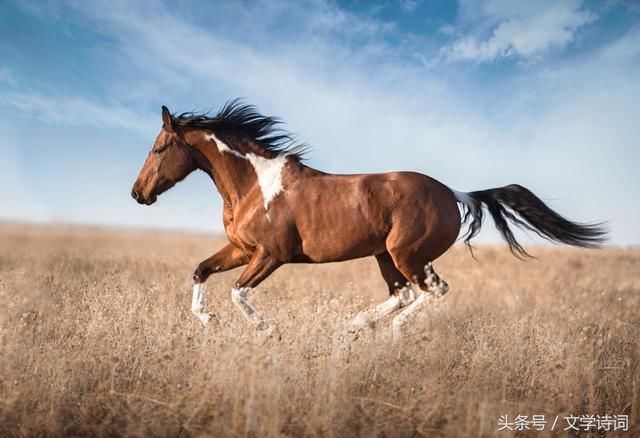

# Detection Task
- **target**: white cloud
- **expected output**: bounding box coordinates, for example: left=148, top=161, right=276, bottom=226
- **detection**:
left=442, top=0, right=597, bottom=62
left=4, top=0, right=640, bottom=243
left=1, top=89, right=156, bottom=137
left=400, top=0, right=420, bottom=13
left=35, top=0, right=472, bottom=171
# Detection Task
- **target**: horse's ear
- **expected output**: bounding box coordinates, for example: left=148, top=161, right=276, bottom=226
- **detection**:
left=162, top=105, right=175, bottom=132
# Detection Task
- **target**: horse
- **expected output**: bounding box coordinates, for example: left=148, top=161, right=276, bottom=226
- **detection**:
left=131, top=100, right=606, bottom=339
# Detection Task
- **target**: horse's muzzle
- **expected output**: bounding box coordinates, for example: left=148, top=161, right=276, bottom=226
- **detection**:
left=131, top=188, right=156, bottom=205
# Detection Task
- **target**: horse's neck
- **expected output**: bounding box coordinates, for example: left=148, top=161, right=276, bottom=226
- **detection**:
left=187, top=131, right=257, bottom=208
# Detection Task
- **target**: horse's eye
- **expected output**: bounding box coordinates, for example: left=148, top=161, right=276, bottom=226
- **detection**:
left=153, top=145, right=168, bottom=155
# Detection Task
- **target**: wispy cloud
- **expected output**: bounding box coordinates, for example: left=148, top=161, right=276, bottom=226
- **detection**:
left=37, top=0, right=474, bottom=170
left=1, top=89, right=156, bottom=137
left=442, top=0, right=597, bottom=62
left=400, top=0, right=420, bottom=13
left=2, top=0, right=639, bottom=243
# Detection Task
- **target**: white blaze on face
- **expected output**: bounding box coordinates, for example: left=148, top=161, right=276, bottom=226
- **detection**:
left=204, top=132, right=287, bottom=210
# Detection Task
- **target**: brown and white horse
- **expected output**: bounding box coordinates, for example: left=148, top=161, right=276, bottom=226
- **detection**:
left=131, top=101, right=606, bottom=339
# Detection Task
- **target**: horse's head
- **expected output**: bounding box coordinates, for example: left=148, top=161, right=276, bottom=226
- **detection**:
left=131, top=106, right=197, bottom=205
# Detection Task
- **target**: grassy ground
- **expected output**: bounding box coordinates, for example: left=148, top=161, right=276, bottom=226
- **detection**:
left=0, top=224, right=638, bottom=437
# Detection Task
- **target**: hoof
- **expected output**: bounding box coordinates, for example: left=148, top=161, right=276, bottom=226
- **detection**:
left=346, top=330, right=361, bottom=342
left=346, top=315, right=371, bottom=334
left=343, top=323, right=364, bottom=343
left=257, top=323, right=282, bottom=341
left=195, top=312, right=217, bottom=327
left=392, top=326, right=402, bottom=343
left=266, top=325, right=282, bottom=341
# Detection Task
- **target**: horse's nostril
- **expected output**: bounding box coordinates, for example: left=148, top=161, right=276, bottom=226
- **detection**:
left=131, top=189, right=139, bottom=200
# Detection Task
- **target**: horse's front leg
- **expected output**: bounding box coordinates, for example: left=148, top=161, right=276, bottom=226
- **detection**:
left=230, top=247, right=282, bottom=336
left=191, top=243, right=249, bottom=326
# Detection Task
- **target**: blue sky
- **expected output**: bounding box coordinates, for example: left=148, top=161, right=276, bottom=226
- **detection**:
left=1, top=0, right=639, bottom=245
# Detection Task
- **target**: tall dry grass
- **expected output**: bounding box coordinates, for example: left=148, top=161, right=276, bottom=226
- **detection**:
left=0, top=224, right=638, bottom=437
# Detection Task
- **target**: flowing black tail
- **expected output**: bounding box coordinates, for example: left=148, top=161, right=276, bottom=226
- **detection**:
left=453, top=184, right=607, bottom=258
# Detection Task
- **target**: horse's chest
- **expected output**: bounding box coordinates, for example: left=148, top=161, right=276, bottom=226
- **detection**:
left=223, top=213, right=245, bottom=247
left=223, top=207, right=269, bottom=251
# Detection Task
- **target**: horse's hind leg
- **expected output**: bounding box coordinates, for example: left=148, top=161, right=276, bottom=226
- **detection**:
left=391, top=262, right=449, bottom=341
left=348, top=252, right=414, bottom=332
left=375, top=252, right=412, bottom=296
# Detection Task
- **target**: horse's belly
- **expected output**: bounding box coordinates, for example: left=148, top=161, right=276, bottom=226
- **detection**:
left=293, top=211, right=387, bottom=262
left=294, top=237, right=385, bottom=263
left=287, top=174, right=392, bottom=262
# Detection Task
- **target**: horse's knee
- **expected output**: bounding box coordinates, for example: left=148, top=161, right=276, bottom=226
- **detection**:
left=193, top=263, right=210, bottom=283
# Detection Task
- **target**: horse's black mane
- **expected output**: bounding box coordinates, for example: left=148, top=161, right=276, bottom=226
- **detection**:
left=173, top=99, right=306, bottom=161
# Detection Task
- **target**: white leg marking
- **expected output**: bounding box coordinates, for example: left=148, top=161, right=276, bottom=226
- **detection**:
left=397, top=283, right=417, bottom=304
left=349, top=296, right=400, bottom=331
left=348, top=285, right=416, bottom=332
left=391, top=264, right=449, bottom=341
left=392, top=292, right=427, bottom=342
left=231, top=287, right=269, bottom=330
left=424, top=262, right=449, bottom=296
left=191, top=282, right=213, bottom=326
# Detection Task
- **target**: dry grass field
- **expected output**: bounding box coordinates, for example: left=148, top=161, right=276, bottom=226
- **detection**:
left=0, top=224, right=638, bottom=437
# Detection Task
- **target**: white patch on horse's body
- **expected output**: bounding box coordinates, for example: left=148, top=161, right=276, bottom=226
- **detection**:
left=451, top=188, right=477, bottom=215
left=192, top=282, right=213, bottom=326
left=245, top=153, right=287, bottom=210
left=204, top=132, right=245, bottom=159
left=204, top=132, right=287, bottom=210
